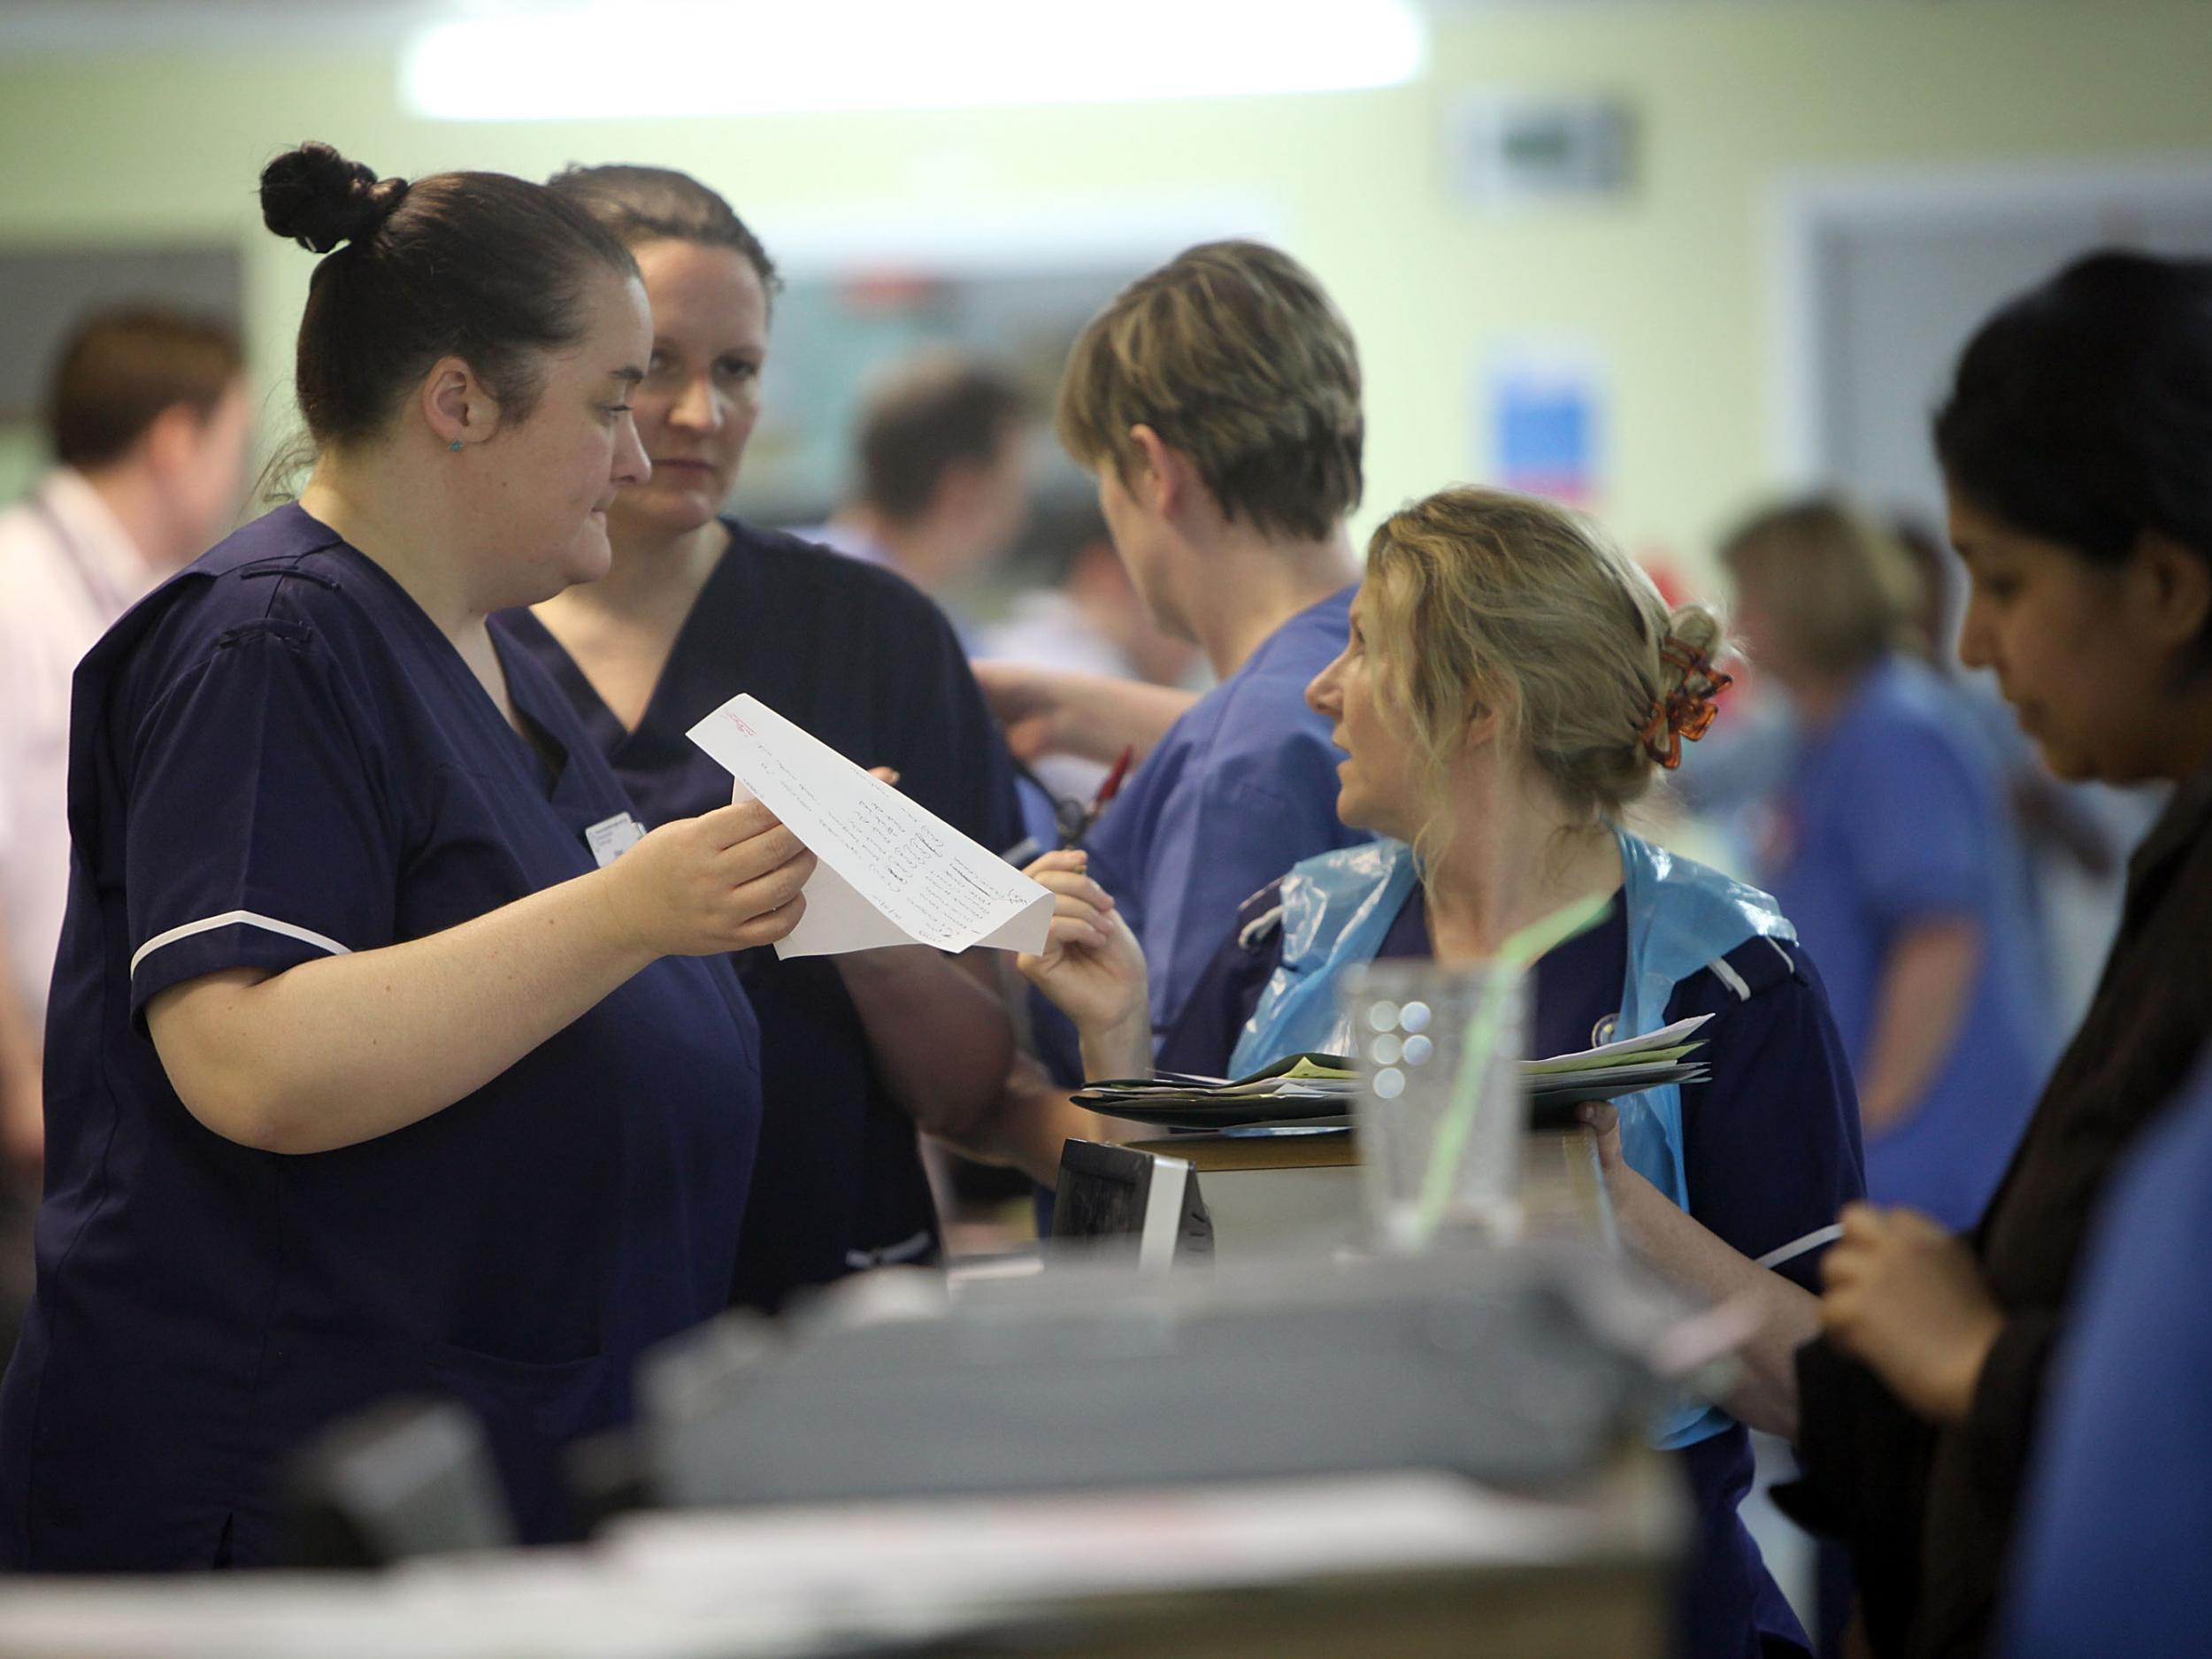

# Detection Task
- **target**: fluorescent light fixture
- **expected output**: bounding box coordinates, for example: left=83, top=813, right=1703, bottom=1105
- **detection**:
left=403, top=0, right=1428, bottom=120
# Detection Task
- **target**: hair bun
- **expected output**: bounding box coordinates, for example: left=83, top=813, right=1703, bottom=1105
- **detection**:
left=261, top=142, right=409, bottom=255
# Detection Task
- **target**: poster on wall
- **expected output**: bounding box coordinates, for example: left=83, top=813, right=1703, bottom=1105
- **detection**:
left=1484, top=342, right=1604, bottom=508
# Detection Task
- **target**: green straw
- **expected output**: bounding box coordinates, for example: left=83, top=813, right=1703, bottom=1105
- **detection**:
left=1409, top=890, right=1615, bottom=1243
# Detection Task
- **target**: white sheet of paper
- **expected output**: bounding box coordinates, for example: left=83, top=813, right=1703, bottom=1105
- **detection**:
left=687, top=693, right=1052, bottom=958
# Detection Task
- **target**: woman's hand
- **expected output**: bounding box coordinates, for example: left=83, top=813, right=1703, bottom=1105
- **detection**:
left=1819, top=1201, right=2006, bottom=1425
left=599, top=800, right=815, bottom=958
left=1016, top=850, right=1147, bottom=1034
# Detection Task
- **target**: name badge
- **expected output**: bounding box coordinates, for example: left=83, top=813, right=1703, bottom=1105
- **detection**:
left=586, top=813, right=646, bottom=868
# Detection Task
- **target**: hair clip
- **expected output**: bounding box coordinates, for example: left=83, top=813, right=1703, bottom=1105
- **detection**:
left=1637, top=637, right=1734, bottom=770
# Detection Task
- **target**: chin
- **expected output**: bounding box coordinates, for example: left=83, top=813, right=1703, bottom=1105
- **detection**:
left=618, top=481, right=720, bottom=540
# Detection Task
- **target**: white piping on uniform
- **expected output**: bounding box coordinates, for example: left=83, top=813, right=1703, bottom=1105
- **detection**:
left=844, top=1229, right=936, bottom=1271
left=1707, top=955, right=1753, bottom=1002
left=1765, top=937, right=1793, bottom=974
left=129, top=910, right=351, bottom=979
left=1237, top=903, right=1286, bottom=952
left=1756, top=1224, right=1844, bottom=1271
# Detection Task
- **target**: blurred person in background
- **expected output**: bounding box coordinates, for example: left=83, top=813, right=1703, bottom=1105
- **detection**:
left=798, top=349, right=1036, bottom=637
left=501, top=165, right=1023, bottom=1309
left=1777, top=250, right=2212, bottom=1659
left=0, top=307, right=250, bottom=1340
left=1720, top=500, right=2048, bottom=1233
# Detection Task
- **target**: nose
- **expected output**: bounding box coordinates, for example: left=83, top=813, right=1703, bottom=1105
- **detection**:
left=1306, top=653, right=1344, bottom=717
left=612, top=411, right=650, bottom=488
left=669, top=373, right=724, bottom=434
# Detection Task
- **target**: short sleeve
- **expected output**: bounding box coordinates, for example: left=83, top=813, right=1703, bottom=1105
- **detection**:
left=1133, top=730, right=1355, bottom=1037
left=122, top=618, right=399, bottom=1014
left=1837, top=720, right=1992, bottom=931
left=1673, top=936, right=1867, bottom=1291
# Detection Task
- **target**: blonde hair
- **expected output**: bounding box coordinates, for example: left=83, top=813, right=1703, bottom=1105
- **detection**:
left=1363, top=487, right=1724, bottom=829
left=1718, top=497, right=1923, bottom=677
left=1055, top=240, right=1362, bottom=541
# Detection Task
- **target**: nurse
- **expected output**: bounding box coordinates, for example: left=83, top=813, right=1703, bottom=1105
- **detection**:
left=1023, top=486, right=1864, bottom=1659
left=0, top=142, right=814, bottom=1569
left=496, top=166, right=1022, bottom=1310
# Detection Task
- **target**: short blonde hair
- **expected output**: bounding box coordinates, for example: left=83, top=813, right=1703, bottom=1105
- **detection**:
left=1055, top=240, right=1363, bottom=541
left=1363, top=487, right=1724, bottom=826
left=1718, top=498, right=1923, bottom=677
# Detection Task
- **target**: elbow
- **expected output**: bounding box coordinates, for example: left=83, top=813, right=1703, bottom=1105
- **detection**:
left=173, top=1074, right=320, bottom=1155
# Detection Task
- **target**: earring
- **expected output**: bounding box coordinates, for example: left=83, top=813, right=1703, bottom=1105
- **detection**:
left=449, top=439, right=464, bottom=452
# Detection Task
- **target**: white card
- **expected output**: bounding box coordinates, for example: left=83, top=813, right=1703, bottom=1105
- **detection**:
left=585, top=812, right=646, bottom=868
left=687, top=694, right=1052, bottom=958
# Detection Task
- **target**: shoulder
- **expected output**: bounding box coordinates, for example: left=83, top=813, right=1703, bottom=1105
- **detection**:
left=725, top=518, right=961, bottom=636
left=1836, top=660, right=1999, bottom=779
left=93, top=508, right=364, bottom=702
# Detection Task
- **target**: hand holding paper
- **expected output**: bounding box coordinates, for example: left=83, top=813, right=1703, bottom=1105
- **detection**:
left=687, top=694, right=1052, bottom=958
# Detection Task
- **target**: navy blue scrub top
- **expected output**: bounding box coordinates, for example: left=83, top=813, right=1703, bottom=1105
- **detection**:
left=1164, top=883, right=1866, bottom=1659
left=0, top=506, right=763, bottom=1570
left=495, top=518, right=1023, bottom=1312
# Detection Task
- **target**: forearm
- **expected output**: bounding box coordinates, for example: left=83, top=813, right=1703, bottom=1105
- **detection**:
left=0, top=916, right=42, bottom=1173
left=1611, top=1171, right=1824, bottom=1440
left=837, top=947, right=1017, bottom=1140
left=1026, top=671, right=1196, bottom=765
left=149, top=867, right=655, bottom=1154
left=1858, top=918, right=1981, bottom=1133
left=932, top=1051, right=1147, bottom=1187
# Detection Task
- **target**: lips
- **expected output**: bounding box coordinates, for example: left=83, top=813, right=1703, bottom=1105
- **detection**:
left=651, top=457, right=716, bottom=473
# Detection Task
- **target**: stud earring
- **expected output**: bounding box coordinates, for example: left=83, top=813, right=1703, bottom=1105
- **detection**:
left=449, top=439, right=464, bottom=452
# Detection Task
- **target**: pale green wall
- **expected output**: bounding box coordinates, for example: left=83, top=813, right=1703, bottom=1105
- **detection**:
left=1, top=0, right=2208, bottom=577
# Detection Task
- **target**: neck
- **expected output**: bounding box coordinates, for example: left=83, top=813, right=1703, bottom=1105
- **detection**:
left=1418, top=765, right=1622, bottom=966
left=2158, top=685, right=2212, bottom=783
left=1180, top=520, right=1360, bottom=680
left=548, top=512, right=725, bottom=626
left=298, top=450, right=480, bottom=644
left=73, top=462, right=172, bottom=572
left=1786, top=660, right=1875, bottom=729
left=832, top=503, right=958, bottom=591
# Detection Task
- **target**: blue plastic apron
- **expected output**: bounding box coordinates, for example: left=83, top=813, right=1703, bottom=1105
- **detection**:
left=1229, top=828, right=1795, bottom=1448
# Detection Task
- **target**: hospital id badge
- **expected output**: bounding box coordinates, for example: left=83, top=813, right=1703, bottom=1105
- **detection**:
left=586, top=813, right=646, bottom=868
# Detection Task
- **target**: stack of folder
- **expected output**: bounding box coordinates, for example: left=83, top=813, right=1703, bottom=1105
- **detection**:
left=1071, top=1015, right=1713, bottom=1133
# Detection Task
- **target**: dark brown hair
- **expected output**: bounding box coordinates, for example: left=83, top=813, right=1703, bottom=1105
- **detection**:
left=261, top=142, right=638, bottom=447
left=856, top=355, right=1030, bottom=522
left=45, top=307, right=243, bottom=470
left=1056, top=240, right=1363, bottom=542
left=546, top=164, right=780, bottom=300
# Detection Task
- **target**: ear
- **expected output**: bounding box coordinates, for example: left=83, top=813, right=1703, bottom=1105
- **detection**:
left=1126, top=424, right=1197, bottom=518
left=2130, top=531, right=2212, bottom=660
left=419, top=357, right=503, bottom=450
left=136, top=402, right=204, bottom=480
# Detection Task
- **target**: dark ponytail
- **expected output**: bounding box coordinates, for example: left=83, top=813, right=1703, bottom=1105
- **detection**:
left=261, top=141, right=637, bottom=447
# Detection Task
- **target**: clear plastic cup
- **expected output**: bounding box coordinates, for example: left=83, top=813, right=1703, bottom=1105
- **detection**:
left=1339, top=960, right=1529, bottom=1252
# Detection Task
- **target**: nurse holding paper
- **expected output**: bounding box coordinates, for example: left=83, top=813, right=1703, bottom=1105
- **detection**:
left=496, top=165, right=1023, bottom=1310
left=0, top=144, right=813, bottom=1569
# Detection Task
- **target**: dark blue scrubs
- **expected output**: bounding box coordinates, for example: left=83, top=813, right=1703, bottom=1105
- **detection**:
left=495, top=519, right=1023, bottom=1312
left=1164, top=884, right=1866, bottom=1659
left=0, top=506, right=762, bottom=1569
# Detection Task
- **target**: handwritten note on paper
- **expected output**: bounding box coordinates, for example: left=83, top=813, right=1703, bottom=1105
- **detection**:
left=687, top=693, right=1053, bottom=959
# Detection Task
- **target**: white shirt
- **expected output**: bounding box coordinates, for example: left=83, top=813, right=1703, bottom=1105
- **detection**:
left=0, top=469, right=157, bottom=1032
